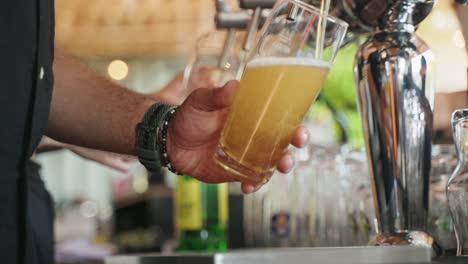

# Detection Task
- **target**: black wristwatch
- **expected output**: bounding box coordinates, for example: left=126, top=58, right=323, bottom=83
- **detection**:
left=136, top=102, right=180, bottom=174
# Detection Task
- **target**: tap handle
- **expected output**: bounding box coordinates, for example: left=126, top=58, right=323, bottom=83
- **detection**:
left=242, top=7, right=262, bottom=51
left=215, top=11, right=252, bottom=29
left=215, top=0, right=231, bottom=12
left=239, top=0, right=277, bottom=9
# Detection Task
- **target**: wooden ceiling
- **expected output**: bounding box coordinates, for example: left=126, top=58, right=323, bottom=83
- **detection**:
left=56, top=1, right=468, bottom=59
left=55, top=0, right=238, bottom=58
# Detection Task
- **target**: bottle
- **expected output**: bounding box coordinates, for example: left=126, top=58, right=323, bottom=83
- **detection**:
left=175, top=175, right=228, bottom=251
left=263, top=171, right=294, bottom=247
left=447, top=109, right=468, bottom=256
left=173, top=31, right=235, bottom=252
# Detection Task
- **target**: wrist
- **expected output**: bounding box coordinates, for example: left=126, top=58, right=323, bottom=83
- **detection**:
left=135, top=102, right=180, bottom=174
left=131, top=100, right=156, bottom=154
left=157, top=107, right=179, bottom=174
left=166, top=116, right=179, bottom=174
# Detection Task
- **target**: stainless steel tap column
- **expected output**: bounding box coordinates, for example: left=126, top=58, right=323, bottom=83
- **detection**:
left=354, top=0, right=439, bottom=252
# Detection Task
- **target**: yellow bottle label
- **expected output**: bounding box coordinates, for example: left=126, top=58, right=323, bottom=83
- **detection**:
left=175, top=177, right=202, bottom=230
left=218, top=183, right=229, bottom=227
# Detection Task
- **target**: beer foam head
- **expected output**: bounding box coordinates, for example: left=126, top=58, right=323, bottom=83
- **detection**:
left=247, top=57, right=331, bottom=69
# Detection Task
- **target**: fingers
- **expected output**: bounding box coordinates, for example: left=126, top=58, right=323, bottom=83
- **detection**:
left=276, top=150, right=294, bottom=174
left=240, top=127, right=307, bottom=193
left=214, top=80, right=238, bottom=107
left=273, top=126, right=307, bottom=174
left=241, top=183, right=256, bottom=194
left=188, top=80, right=239, bottom=112
left=290, top=125, right=309, bottom=148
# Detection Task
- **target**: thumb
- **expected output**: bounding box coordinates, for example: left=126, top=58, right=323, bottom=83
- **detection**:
left=187, top=80, right=238, bottom=112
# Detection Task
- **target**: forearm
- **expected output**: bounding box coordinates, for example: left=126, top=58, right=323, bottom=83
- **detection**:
left=47, top=47, right=155, bottom=155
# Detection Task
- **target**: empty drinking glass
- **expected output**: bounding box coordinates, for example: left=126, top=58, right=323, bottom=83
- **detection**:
left=447, top=109, right=468, bottom=256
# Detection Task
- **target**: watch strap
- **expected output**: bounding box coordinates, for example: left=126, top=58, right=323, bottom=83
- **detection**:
left=136, top=103, right=177, bottom=172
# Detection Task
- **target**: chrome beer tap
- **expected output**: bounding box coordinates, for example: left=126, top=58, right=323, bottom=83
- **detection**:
left=235, top=0, right=276, bottom=78
left=214, top=0, right=272, bottom=75
left=214, top=0, right=239, bottom=69
left=348, top=0, right=466, bottom=254
left=272, top=0, right=466, bottom=253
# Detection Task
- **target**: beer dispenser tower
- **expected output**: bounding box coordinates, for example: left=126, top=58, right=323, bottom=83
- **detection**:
left=350, top=0, right=466, bottom=253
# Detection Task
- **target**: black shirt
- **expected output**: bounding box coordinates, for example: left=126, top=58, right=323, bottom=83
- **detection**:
left=0, top=0, right=54, bottom=263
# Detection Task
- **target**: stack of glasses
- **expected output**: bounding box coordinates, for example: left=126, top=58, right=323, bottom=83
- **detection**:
left=243, top=145, right=375, bottom=248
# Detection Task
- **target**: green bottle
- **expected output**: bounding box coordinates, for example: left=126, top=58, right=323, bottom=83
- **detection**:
left=175, top=175, right=228, bottom=252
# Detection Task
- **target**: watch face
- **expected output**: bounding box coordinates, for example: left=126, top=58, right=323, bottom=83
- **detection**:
left=137, top=104, right=179, bottom=174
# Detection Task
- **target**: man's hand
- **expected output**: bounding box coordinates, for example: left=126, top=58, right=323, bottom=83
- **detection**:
left=49, top=47, right=308, bottom=193
left=167, top=81, right=309, bottom=193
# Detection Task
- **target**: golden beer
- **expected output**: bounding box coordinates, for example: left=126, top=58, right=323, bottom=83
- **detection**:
left=214, top=57, right=330, bottom=183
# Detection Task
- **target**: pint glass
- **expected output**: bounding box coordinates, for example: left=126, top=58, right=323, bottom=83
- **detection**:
left=213, top=0, right=348, bottom=184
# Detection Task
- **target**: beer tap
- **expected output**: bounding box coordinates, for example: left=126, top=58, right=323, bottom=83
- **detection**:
left=215, top=11, right=251, bottom=30
left=234, top=0, right=276, bottom=78
left=215, top=0, right=230, bottom=12
left=238, top=0, right=276, bottom=9
left=297, top=0, right=468, bottom=254
left=339, top=0, right=468, bottom=255
left=214, top=0, right=276, bottom=77
left=214, top=0, right=239, bottom=69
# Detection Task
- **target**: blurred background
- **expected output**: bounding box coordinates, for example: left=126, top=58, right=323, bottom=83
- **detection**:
left=35, top=0, right=467, bottom=263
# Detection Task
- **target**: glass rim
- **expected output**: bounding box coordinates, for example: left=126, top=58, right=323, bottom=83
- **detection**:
left=195, top=31, right=228, bottom=52
left=289, top=0, right=349, bottom=29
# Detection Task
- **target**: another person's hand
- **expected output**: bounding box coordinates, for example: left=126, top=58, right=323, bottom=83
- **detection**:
left=65, top=145, right=135, bottom=173
left=152, top=72, right=184, bottom=105
left=38, top=137, right=134, bottom=173
left=167, top=81, right=309, bottom=193
left=150, top=67, right=219, bottom=105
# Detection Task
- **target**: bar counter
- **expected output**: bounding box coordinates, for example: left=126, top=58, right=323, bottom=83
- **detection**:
left=105, top=247, right=467, bottom=264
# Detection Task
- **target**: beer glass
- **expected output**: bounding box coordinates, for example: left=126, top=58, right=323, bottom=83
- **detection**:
left=213, top=0, right=348, bottom=184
